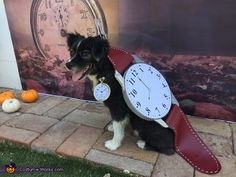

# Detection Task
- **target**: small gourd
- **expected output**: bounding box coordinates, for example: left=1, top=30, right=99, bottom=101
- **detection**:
left=2, top=99, right=21, bottom=113
left=20, top=89, right=39, bottom=103
left=0, top=91, right=15, bottom=105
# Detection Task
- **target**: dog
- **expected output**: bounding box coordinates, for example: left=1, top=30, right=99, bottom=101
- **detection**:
left=65, top=33, right=175, bottom=155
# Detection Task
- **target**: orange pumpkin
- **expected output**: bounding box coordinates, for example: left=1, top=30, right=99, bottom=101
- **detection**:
left=20, top=89, right=39, bottom=103
left=0, top=91, right=15, bottom=105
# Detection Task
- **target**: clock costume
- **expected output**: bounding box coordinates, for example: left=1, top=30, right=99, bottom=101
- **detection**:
left=101, top=47, right=221, bottom=174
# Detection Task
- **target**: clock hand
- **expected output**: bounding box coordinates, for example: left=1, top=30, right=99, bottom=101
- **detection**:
left=58, top=10, right=64, bottom=27
left=138, top=77, right=149, bottom=90
left=138, top=77, right=151, bottom=100
left=101, top=88, right=106, bottom=93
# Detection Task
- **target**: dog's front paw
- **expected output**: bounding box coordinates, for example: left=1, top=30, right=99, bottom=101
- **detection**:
left=107, top=123, right=114, bottom=132
left=137, top=140, right=146, bottom=150
left=105, top=140, right=120, bottom=151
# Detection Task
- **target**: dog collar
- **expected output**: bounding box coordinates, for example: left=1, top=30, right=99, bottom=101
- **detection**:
left=107, top=47, right=221, bottom=174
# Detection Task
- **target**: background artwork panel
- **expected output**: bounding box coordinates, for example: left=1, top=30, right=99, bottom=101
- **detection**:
left=3, top=0, right=115, bottom=100
left=3, top=0, right=236, bottom=121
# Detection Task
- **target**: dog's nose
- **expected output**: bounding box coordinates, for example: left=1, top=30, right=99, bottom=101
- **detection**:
left=65, top=62, right=72, bottom=70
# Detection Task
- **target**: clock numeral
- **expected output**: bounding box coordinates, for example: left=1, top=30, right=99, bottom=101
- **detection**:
left=155, top=107, right=160, bottom=112
left=132, top=89, right=137, bottom=95
left=57, top=44, right=66, bottom=47
left=87, top=28, right=94, bottom=37
left=55, top=0, right=63, bottom=3
left=129, top=92, right=135, bottom=97
left=129, top=89, right=137, bottom=97
left=145, top=107, right=151, bottom=115
left=148, top=67, right=153, bottom=74
left=45, top=0, right=52, bottom=9
left=162, top=103, right=168, bottom=109
left=70, top=0, right=74, bottom=6
left=139, top=67, right=144, bottom=72
left=162, top=83, right=167, bottom=88
left=80, top=10, right=88, bottom=19
left=53, top=56, right=63, bottom=66
left=156, top=73, right=161, bottom=79
left=131, top=70, right=138, bottom=77
left=60, top=29, right=67, bottom=37
left=136, top=102, right=141, bottom=108
left=38, top=29, right=44, bottom=36
left=54, top=55, right=59, bottom=59
left=39, top=13, right=47, bottom=21
left=45, top=44, right=50, bottom=51
left=164, top=94, right=170, bottom=99
left=128, top=78, right=135, bottom=85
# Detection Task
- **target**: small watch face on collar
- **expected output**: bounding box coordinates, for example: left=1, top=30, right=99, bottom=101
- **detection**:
left=93, top=82, right=111, bottom=102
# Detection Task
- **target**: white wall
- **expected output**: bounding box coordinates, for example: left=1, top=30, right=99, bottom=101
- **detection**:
left=0, top=0, right=22, bottom=90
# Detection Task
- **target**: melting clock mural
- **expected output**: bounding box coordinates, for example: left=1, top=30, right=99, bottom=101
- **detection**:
left=30, top=0, right=107, bottom=61
left=3, top=0, right=236, bottom=121
left=4, top=0, right=107, bottom=99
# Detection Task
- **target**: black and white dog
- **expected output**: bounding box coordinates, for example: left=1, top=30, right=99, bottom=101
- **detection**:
left=66, top=33, right=175, bottom=155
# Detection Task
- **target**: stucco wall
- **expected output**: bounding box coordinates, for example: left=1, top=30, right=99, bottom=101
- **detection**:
left=0, top=0, right=22, bottom=89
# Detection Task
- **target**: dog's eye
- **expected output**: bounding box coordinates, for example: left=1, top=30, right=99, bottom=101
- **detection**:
left=80, top=50, right=90, bottom=56
left=79, top=50, right=91, bottom=59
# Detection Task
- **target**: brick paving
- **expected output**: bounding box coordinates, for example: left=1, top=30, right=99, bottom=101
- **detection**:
left=57, top=125, right=103, bottom=158
left=152, top=153, right=194, bottom=177
left=0, top=88, right=236, bottom=176
left=231, top=124, right=236, bottom=155
left=94, top=132, right=159, bottom=164
left=5, top=114, right=58, bottom=133
left=0, top=125, right=40, bottom=145
left=0, top=112, right=13, bottom=124
left=31, top=121, right=79, bottom=153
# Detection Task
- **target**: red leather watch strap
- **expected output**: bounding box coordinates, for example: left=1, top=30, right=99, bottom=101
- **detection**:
left=108, top=47, right=134, bottom=73
left=108, top=47, right=221, bottom=174
left=166, top=105, right=221, bottom=174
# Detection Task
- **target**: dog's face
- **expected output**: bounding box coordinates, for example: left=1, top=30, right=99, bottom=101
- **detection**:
left=66, top=33, right=109, bottom=81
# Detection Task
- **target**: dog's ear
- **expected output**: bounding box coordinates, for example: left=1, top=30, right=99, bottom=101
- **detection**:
left=66, top=33, right=78, bottom=48
left=66, top=33, right=84, bottom=48
left=92, top=36, right=109, bottom=62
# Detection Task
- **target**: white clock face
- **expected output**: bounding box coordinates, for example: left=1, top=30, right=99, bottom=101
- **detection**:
left=123, top=63, right=172, bottom=119
left=93, top=83, right=111, bottom=101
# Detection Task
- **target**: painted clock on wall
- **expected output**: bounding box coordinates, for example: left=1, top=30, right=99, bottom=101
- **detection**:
left=30, top=0, right=107, bottom=61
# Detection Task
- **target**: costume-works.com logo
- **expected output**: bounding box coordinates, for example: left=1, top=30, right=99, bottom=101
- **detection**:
left=5, top=161, right=17, bottom=174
